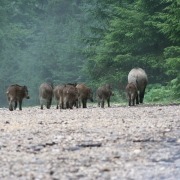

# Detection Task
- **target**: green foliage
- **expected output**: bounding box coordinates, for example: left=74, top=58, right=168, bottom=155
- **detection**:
left=82, top=0, right=179, bottom=102
left=168, top=77, right=180, bottom=99
left=0, top=0, right=179, bottom=106
left=111, top=90, right=127, bottom=104
left=83, top=0, right=170, bottom=85
left=145, top=82, right=180, bottom=103
left=145, top=84, right=172, bottom=102
left=163, top=46, right=180, bottom=98
left=164, top=46, right=180, bottom=76
left=0, top=0, right=85, bottom=106
left=155, top=0, right=180, bottom=44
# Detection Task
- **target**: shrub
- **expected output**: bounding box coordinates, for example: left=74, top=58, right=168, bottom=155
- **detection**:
left=145, top=84, right=175, bottom=103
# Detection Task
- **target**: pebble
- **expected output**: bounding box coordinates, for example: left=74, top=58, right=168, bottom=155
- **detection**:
left=0, top=105, right=179, bottom=179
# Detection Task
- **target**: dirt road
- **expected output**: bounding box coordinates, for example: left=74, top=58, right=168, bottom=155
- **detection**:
left=0, top=104, right=180, bottom=180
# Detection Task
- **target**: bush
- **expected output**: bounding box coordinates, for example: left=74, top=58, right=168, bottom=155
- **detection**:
left=145, top=84, right=176, bottom=103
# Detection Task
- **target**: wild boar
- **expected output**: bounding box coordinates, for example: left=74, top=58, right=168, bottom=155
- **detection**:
left=63, top=84, right=78, bottom=109
left=76, top=83, right=93, bottom=108
left=96, top=84, right=114, bottom=108
left=39, top=82, right=53, bottom=109
left=128, top=68, right=148, bottom=104
left=126, top=82, right=138, bottom=106
left=6, top=84, right=30, bottom=111
left=53, top=85, right=65, bottom=109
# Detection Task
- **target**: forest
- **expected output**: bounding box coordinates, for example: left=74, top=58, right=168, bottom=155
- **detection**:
left=0, top=0, right=179, bottom=106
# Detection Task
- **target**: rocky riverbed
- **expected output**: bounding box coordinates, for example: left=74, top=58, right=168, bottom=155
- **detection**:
left=0, top=104, right=180, bottom=180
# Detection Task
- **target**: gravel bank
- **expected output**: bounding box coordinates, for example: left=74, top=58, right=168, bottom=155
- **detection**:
left=0, top=104, right=180, bottom=180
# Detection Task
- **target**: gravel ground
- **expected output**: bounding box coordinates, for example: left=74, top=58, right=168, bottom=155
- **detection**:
left=0, top=104, right=180, bottom=180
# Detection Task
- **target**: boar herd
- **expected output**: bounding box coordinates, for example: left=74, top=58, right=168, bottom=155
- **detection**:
left=41, top=83, right=94, bottom=110
left=6, top=68, right=148, bottom=111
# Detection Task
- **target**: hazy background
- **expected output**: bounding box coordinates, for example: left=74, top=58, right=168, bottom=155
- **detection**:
left=0, top=0, right=179, bottom=107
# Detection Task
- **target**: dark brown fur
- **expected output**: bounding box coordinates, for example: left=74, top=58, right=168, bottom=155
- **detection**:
left=126, top=83, right=138, bottom=106
left=6, top=84, right=30, bottom=111
left=96, top=84, right=114, bottom=108
left=63, top=85, right=78, bottom=109
left=76, top=84, right=93, bottom=108
left=39, top=83, right=53, bottom=109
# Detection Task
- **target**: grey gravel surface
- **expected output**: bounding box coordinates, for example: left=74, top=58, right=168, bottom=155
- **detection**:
left=0, top=104, right=180, bottom=180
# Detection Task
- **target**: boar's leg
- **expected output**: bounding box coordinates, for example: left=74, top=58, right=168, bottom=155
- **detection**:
left=59, top=97, right=63, bottom=109
left=73, top=99, right=78, bottom=108
left=101, top=99, right=105, bottom=108
left=19, top=100, right=22, bottom=110
left=46, top=102, right=50, bottom=109
left=128, top=95, right=131, bottom=106
left=46, top=98, right=51, bottom=109
left=82, top=99, right=87, bottom=108
left=56, top=102, right=59, bottom=109
left=9, top=101, right=13, bottom=111
left=136, top=93, right=139, bottom=104
left=132, top=98, right=135, bottom=106
left=107, top=98, right=110, bottom=107
left=49, top=98, right=52, bottom=108
left=139, top=88, right=145, bottom=103
left=14, top=101, right=18, bottom=110
left=68, top=100, right=73, bottom=109
left=63, top=97, right=69, bottom=109
left=78, top=99, right=81, bottom=108
left=40, top=99, right=43, bottom=109
left=129, top=99, right=131, bottom=106
left=132, top=93, right=137, bottom=106
left=66, top=101, right=70, bottom=109
left=47, top=98, right=52, bottom=109
left=97, top=100, right=100, bottom=107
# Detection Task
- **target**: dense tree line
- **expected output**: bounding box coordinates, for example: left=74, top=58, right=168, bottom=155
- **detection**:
left=0, top=0, right=179, bottom=106
left=83, top=1, right=179, bottom=89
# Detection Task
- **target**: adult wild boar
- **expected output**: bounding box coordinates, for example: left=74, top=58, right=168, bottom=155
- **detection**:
left=63, top=84, right=78, bottom=109
left=39, top=82, right=53, bottom=109
left=53, top=85, right=65, bottom=109
left=126, top=82, right=138, bottom=106
left=128, top=68, right=148, bottom=104
left=76, top=83, right=93, bottom=108
left=96, top=84, right=114, bottom=108
left=6, top=84, right=30, bottom=111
